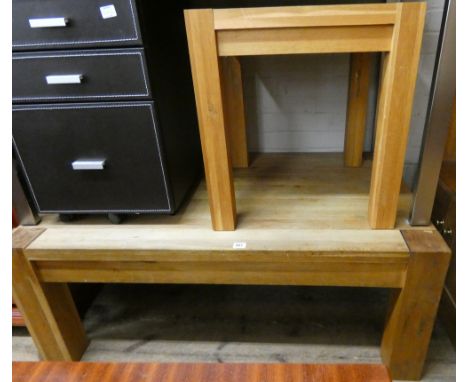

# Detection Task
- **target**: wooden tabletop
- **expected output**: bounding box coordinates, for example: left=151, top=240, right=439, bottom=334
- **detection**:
left=21, top=154, right=415, bottom=259
left=13, top=362, right=392, bottom=382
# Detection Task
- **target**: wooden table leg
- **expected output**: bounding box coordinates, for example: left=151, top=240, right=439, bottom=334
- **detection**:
left=344, top=53, right=372, bottom=168
left=381, top=230, right=451, bottom=380
left=221, top=56, right=249, bottom=169
left=368, top=3, right=426, bottom=228
left=185, top=9, right=237, bottom=231
left=13, top=228, right=89, bottom=360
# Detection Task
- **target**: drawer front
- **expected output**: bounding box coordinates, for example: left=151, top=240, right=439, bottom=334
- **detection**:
left=13, top=49, right=151, bottom=102
left=13, top=0, right=141, bottom=51
left=13, top=102, right=173, bottom=213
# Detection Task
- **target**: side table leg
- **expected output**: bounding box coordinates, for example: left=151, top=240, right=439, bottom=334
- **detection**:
left=368, top=3, right=426, bottom=228
left=381, top=230, right=451, bottom=380
left=185, top=9, right=237, bottom=231
left=13, top=229, right=88, bottom=360
left=221, top=56, right=249, bottom=169
left=344, top=53, right=371, bottom=168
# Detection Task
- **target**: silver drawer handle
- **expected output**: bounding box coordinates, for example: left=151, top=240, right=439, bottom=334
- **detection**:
left=46, top=75, right=83, bottom=85
left=29, top=17, right=69, bottom=28
left=72, top=160, right=106, bottom=171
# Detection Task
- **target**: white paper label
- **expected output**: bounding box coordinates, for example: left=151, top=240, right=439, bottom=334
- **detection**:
left=100, top=5, right=117, bottom=19
left=233, top=242, right=247, bottom=249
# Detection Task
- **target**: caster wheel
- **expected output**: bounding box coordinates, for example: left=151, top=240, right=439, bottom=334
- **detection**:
left=59, top=214, right=76, bottom=223
left=108, top=213, right=124, bottom=224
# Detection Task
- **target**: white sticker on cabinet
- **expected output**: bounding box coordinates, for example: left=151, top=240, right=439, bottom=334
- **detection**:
left=100, top=5, right=117, bottom=19
left=233, top=242, right=247, bottom=249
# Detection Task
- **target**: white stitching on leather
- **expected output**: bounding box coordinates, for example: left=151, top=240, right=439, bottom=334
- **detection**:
left=13, top=103, right=172, bottom=213
left=13, top=50, right=144, bottom=61
left=13, top=37, right=138, bottom=47
left=13, top=51, right=149, bottom=100
left=13, top=0, right=139, bottom=48
left=15, top=103, right=152, bottom=111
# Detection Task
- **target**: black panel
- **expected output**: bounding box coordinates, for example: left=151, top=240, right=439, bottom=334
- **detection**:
left=13, top=48, right=151, bottom=102
left=12, top=0, right=142, bottom=51
left=136, top=0, right=202, bottom=208
left=13, top=102, right=172, bottom=213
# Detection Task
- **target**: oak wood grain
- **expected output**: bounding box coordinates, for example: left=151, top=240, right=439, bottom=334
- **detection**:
left=34, top=259, right=407, bottom=288
left=13, top=362, right=392, bottom=382
left=220, top=56, right=249, bottom=168
left=13, top=227, right=46, bottom=249
left=344, top=53, right=372, bottom=167
left=381, top=229, right=451, bottom=380
left=13, top=246, right=88, bottom=360
left=368, top=3, right=426, bottom=228
left=217, top=25, right=393, bottom=56
left=213, top=4, right=398, bottom=30
left=184, top=9, right=237, bottom=230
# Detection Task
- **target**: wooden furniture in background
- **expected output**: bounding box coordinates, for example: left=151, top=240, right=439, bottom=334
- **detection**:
left=12, top=362, right=393, bottom=382
left=12, top=154, right=450, bottom=381
left=184, top=3, right=426, bottom=231
left=432, top=101, right=456, bottom=347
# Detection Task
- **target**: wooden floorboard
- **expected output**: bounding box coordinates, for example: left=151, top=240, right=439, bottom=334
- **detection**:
left=13, top=362, right=392, bottom=382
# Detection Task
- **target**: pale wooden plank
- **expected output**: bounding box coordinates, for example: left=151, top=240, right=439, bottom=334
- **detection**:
left=217, top=25, right=393, bottom=56
left=184, top=9, right=237, bottom=230
left=26, top=228, right=408, bottom=259
left=344, top=53, right=372, bottom=167
left=36, top=260, right=406, bottom=288
left=13, top=227, right=46, bottom=249
left=368, top=3, right=426, bottom=228
left=213, top=4, right=398, bottom=30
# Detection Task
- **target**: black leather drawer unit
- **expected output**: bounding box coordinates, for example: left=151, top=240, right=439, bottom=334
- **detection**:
left=13, top=102, right=170, bottom=213
left=13, top=0, right=142, bottom=51
left=13, top=1, right=201, bottom=220
left=13, top=48, right=150, bottom=102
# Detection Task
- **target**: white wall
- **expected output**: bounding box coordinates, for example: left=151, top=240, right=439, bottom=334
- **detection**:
left=241, top=0, right=444, bottom=187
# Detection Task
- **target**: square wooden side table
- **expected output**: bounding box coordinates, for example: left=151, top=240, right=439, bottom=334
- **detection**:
left=184, top=3, right=426, bottom=231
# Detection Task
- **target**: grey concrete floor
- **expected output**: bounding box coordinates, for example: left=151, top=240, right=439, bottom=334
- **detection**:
left=13, top=285, right=455, bottom=381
